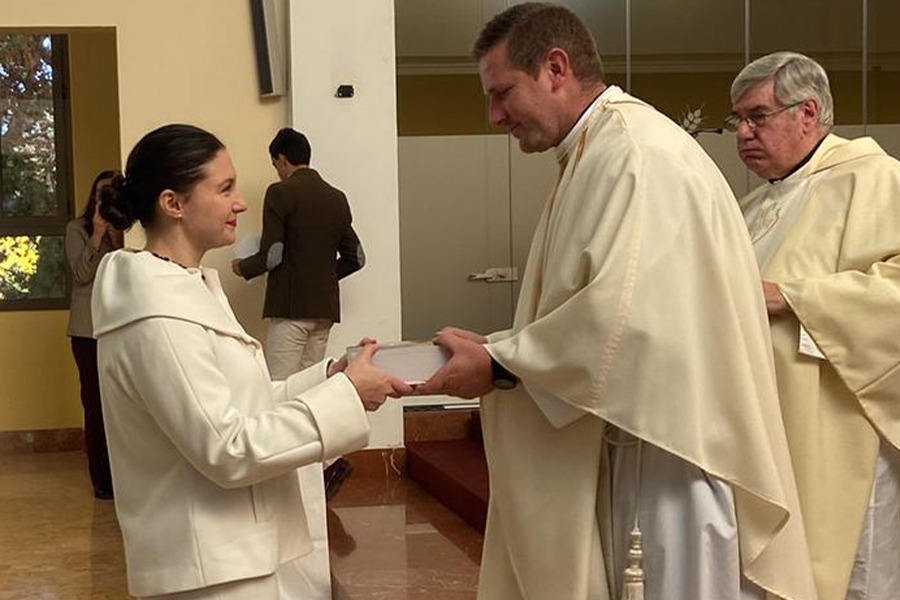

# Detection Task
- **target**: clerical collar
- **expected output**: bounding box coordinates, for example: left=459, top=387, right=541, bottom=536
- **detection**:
left=557, top=86, right=614, bottom=157
left=768, top=136, right=827, bottom=183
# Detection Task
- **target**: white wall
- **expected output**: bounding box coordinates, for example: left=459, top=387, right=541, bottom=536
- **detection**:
left=288, top=0, right=403, bottom=448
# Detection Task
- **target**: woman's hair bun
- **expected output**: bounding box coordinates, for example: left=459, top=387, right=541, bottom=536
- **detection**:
left=98, top=173, right=135, bottom=231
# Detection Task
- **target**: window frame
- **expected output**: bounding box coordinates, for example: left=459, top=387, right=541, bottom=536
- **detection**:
left=0, top=33, right=74, bottom=311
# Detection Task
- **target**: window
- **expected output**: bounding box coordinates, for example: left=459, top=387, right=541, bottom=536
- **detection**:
left=0, top=33, right=73, bottom=310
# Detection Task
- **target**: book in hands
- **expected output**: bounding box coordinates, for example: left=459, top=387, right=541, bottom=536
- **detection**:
left=346, top=342, right=450, bottom=385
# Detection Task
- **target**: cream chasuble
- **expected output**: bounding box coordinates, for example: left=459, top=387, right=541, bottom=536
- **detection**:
left=739, top=134, right=900, bottom=600
left=479, top=86, right=817, bottom=600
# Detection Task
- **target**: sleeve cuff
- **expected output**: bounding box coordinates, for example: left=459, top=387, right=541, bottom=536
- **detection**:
left=300, top=373, right=370, bottom=461
left=283, top=359, right=331, bottom=397
left=486, top=329, right=514, bottom=344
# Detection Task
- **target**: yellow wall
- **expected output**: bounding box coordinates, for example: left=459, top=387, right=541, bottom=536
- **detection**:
left=0, top=2, right=288, bottom=431
left=397, top=69, right=892, bottom=138
left=69, top=28, right=122, bottom=213
left=397, top=74, right=496, bottom=136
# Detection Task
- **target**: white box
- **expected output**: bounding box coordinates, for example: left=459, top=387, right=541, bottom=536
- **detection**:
left=346, top=342, right=450, bottom=384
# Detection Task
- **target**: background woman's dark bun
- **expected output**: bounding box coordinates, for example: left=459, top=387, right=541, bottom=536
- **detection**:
left=98, top=124, right=225, bottom=231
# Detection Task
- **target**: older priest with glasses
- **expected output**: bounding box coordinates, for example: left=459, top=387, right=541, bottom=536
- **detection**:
left=730, top=51, right=900, bottom=600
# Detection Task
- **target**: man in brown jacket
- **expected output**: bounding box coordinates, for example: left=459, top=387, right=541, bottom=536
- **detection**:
left=234, top=128, right=364, bottom=374
left=233, top=127, right=364, bottom=499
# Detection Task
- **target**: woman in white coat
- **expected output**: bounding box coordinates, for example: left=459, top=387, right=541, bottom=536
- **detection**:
left=91, top=123, right=411, bottom=599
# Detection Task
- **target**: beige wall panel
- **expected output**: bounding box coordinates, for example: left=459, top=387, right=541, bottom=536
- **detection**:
left=396, top=0, right=506, bottom=58
left=632, top=0, right=742, bottom=55
left=865, top=124, right=900, bottom=160
left=508, top=143, right=557, bottom=303
left=697, top=132, right=752, bottom=199
left=751, top=0, right=862, bottom=55
left=399, top=135, right=512, bottom=341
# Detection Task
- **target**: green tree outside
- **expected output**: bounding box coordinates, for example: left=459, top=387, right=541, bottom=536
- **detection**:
left=0, top=33, right=66, bottom=302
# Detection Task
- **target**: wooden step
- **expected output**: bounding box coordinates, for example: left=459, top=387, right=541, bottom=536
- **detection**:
left=406, top=438, right=489, bottom=533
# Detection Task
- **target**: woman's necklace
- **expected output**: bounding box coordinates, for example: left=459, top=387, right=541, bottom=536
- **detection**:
left=149, top=251, right=193, bottom=271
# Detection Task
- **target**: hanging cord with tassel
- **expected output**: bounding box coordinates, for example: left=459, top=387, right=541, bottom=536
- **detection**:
left=621, top=437, right=645, bottom=600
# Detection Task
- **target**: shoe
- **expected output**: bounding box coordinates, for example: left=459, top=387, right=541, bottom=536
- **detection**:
left=324, top=458, right=353, bottom=501
left=94, top=488, right=114, bottom=501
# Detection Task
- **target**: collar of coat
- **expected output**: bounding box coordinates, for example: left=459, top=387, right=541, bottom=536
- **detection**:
left=92, top=249, right=260, bottom=348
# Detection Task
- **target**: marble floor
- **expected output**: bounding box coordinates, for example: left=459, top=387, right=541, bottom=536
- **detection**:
left=0, top=451, right=482, bottom=599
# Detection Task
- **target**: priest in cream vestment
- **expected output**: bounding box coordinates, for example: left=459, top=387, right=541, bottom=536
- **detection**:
left=417, top=5, right=818, bottom=600
left=731, top=52, right=900, bottom=600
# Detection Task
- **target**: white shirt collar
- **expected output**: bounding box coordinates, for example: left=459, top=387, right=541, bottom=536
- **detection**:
left=557, top=85, right=620, bottom=159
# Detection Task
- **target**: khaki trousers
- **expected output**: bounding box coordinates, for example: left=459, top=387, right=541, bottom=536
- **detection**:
left=266, top=318, right=333, bottom=379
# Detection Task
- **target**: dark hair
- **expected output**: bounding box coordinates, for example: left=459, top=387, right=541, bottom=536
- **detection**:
left=473, top=3, right=604, bottom=86
left=268, top=128, right=311, bottom=166
left=80, top=169, right=119, bottom=236
left=100, top=124, right=225, bottom=231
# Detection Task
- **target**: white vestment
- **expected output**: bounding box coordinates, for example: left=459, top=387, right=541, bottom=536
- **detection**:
left=480, top=86, right=817, bottom=600
left=604, top=429, right=766, bottom=600
left=845, top=441, right=900, bottom=600
left=510, top=93, right=765, bottom=600
left=741, top=137, right=900, bottom=600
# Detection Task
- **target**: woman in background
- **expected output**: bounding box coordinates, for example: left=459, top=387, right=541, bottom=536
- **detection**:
left=64, top=169, right=123, bottom=500
left=92, top=123, right=409, bottom=599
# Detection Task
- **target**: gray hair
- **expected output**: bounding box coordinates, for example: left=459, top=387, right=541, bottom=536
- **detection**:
left=730, top=52, right=834, bottom=129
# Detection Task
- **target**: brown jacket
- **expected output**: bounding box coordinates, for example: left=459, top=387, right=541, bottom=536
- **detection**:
left=238, top=168, right=364, bottom=321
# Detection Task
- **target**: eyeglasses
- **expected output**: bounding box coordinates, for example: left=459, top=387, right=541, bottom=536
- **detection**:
left=724, top=101, right=805, bottom=132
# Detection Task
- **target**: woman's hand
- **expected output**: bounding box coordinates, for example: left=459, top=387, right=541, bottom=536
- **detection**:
left=343, top=343, right=413, bottom=411
left=327, top=337, right=376, bottom=378
left=91, top=203, right=111, bottom=250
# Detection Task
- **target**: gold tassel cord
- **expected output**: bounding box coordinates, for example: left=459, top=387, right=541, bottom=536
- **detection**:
left=620, top=438, right=645, bottom=600
left=621, top=528, right=645, bottom=600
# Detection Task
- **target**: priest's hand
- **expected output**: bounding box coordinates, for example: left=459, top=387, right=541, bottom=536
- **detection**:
left=440, top=327, right=488, bottom=344
left=416, top=327, right=493, bottom=399
left=762, top=280, right=791, bottom=317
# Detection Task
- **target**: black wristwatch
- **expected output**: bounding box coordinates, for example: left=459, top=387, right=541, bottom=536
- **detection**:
left=490, top=356, right=518, bottom=390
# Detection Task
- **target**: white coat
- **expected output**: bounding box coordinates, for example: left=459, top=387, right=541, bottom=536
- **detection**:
left=92, top=249, right=370, bottom=598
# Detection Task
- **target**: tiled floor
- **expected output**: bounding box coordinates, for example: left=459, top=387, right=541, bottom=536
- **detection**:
left=0, top=451, right=482, bottom=599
